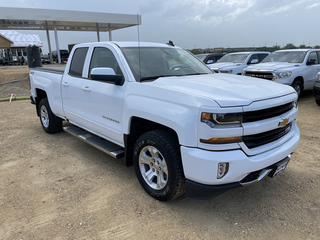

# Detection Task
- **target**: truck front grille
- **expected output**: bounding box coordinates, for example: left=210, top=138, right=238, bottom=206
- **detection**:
left=245, top=71, right=274, bottom=80
left=243, top=123, right=292, bottom=149
left=243, top=102, right=293, bottom=123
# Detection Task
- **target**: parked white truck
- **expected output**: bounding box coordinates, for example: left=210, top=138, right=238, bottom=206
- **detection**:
left=243, top=49, right=320, bottom=97
left=207, top=51, right=270, bottom=75
left=29, top=41, right=300, bottom=201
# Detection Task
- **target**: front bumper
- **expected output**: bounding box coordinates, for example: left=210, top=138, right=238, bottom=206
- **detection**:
left=185, top=156, right=290, bottom=199
left=313, top=83, right=320, bottom=100
left=181, top=122, right=299, bottom=199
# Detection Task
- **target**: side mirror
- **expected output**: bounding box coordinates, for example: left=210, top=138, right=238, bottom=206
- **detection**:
left=90, top=67, right=124, bottom=85
left=307, top=59, right=316, bottom=65
left=206, top=60, right=214, bottom=64
left=249, top=59, right=259, bottom=64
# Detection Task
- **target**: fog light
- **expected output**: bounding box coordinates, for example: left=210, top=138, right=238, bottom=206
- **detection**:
left=217, top=162, right=229, bottom=179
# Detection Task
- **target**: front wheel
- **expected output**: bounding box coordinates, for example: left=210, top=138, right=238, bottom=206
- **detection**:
left=39, top=98, right=62, bottom=133
left=292, top=80, right=303, bottom=98
left=133, top=130, right=185, bottom=201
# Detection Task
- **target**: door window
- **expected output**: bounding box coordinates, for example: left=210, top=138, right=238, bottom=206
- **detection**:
left=308, top=52, right=318, bottom=64
left=258, top=54, right=269, bottom=62
left=89, top=47, right=123, bottom=79
left=248, top=54, right=259, bottom=64
left=68, top=47, right=88, bottom=77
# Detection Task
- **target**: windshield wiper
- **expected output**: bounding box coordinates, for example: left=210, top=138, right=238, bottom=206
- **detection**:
left=140, top=75, right=176, bottom=81
left=140, top=73, right=209, bottom=81
left=184, top=72, right=209, bottom=76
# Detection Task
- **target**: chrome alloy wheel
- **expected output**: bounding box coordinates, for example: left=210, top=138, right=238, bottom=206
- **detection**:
left=294, top=84, right=301, bottom=96
left=40, top=105, right=49, bottom=128
left=139, top=146, right=168, bottom=190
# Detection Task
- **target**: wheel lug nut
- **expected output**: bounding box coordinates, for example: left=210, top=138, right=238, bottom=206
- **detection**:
left=152, top=168, right=155, bottom=172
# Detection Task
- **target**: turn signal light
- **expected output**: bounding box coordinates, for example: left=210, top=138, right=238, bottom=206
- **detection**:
left=200, top=136, right=242, bottom=144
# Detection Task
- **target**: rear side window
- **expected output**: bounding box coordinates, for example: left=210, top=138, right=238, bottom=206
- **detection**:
left=69, top=47, right=88, bottom=77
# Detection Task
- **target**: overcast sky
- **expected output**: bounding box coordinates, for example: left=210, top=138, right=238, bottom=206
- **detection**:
left=1, top=0, right=320, bottom=53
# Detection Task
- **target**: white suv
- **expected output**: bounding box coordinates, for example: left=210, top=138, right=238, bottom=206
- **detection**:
left=207, top=52, right=270, bottom=75
left=243, top=49, right=320, bottom=97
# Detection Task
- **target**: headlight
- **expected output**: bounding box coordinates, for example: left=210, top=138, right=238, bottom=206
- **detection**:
left=201, top=112, right=242, bottom=128
left=275, top=71, right=292, bottom=78
left=220, top=69, right=233, bottom=74
left=316, top=72, right=320, bottom=82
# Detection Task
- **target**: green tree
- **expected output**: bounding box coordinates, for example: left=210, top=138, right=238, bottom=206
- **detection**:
left=190, top=49, right=201, bottom=55
left=299, top=44, right=307, bottom=49
left=282, top=43, right=297, bottom=49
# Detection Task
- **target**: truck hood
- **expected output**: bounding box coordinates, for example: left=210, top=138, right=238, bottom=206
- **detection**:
left=207, top=62, right=243, bottom=69
left=149, top=74, right=295, bottom=107
left=246, top=62, right=301, bottom=71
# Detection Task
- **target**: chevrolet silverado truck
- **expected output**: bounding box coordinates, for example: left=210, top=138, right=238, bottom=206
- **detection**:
left=243, top=49, right=320, bottom=97
left=29, top=41, right=300, bottom=201
left=207, top=51, right=270, bottom=74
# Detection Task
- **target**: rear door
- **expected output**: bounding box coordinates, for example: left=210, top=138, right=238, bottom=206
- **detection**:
left=61, top=47, right=89, bottom=125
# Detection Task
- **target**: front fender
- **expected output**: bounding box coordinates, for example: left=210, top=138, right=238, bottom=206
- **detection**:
left=123, top=95, right=198, bottom=147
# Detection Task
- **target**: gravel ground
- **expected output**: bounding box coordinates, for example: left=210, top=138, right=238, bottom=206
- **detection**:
left=0, top=87, right=319, bottom=239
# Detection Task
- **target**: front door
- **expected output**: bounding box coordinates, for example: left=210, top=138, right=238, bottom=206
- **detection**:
left=304, top=51, right=320, bottom=89
left=80, top=47, right=125, bottom=146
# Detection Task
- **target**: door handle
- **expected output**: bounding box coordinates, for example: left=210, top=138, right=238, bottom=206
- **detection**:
left=82, top=86, right=91, bottom=92
left=62, top=82, right=69, bottom=87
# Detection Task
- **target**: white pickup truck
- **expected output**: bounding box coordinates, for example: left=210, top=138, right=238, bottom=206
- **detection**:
left=29, top=41, right=300, bottom=201
left=207, top=51, right=270, bottom=75
left=243, top=49, right=320, bottom=97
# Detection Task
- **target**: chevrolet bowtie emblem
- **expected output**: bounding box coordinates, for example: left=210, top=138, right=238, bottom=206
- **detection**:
left=278, top=118, right=289, bottom=127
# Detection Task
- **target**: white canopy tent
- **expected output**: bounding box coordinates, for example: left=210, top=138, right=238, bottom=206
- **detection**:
left=0, top=7, right=141, bottom=63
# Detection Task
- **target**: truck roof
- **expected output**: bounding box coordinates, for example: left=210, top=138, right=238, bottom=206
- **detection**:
left=226, top=51, right=270, bottom=54
left=275, top=49, right=320, bottom=52
left=75, top=41, right=178, bottom=49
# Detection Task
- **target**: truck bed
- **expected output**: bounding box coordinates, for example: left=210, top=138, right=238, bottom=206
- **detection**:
left=34, top=66, right=65, bottom=74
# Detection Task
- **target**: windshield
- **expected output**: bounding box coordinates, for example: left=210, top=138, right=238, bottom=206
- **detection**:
left=217, top=53, right=248, bottom=63
left=262, top=51, right=307, bottom=63
left=121, top=47, right=213, bottom=81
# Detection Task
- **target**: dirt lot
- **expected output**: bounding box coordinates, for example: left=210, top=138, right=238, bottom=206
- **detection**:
left=0, top=65, right=63, bottom=99
left=0, top=68, right=319, bottom=239
left=0, top=66, right=30, bottom=99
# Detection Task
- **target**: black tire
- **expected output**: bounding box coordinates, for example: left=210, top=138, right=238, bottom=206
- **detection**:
left=316, top=99, right=320, bottom=106
left=133, top=130, right=185, bottom=201
left=292, top=80, right=303, bottom=98
left=38, top=98, right=62, bottom=134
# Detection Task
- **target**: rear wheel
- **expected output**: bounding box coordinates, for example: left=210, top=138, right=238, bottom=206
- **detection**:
left=133, top=130, right=185, bottom=201
left=39, top=98, right=62, bottom=133
left=316, top=99, right=320, bottom=106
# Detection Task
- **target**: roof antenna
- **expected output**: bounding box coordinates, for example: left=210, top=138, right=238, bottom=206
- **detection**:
left=167, top=40, right=174, bottom=46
